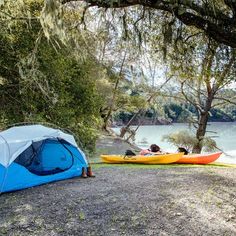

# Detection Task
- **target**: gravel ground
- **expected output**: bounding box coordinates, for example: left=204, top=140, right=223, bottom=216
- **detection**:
left=0, top=165, right=236, bottom=236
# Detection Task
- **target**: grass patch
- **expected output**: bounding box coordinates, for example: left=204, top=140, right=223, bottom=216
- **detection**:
left=91, top=162, right=236, bottom=169
left=211, top=162, right=236, bottom=168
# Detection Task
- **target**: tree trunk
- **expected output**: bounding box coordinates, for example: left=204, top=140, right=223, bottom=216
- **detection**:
left=192, top=111, right=209, bottom=153
left=119, top=109, right=144, bottom=138
left=125, top=124, right=140, bottom=142
left=192, top=94, right=214, bottom=153
left=119, top=91, right=158, bottom=138
left=102, top=52, right=127, bottom=131
left=102, top=107, right=113, bottom=131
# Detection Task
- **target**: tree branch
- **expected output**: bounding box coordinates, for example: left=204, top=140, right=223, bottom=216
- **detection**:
left=215, top=50, right=236, bottom=90
left=180, top=81, right=204, bottom=113
left=62, top=0, right=236, bottom=48
left=213, top=96, right=236, bottom=106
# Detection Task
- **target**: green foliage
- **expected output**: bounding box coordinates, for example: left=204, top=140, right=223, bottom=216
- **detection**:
left=163, top=102, right=235, bottom=123
left=117, top=93, right=147, bottom=112
left=162, top=130, right=218, bottom=153
left=0, top=0, right=107, bottom=152
left=201, top=137, right=218, bottom=153
left=164, top=103, right=189, bottom=122
left=162, top=131, right=197, bottom=152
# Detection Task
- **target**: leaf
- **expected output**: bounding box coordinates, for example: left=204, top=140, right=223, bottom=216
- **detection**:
left=79, top=212, right=85, bottom=220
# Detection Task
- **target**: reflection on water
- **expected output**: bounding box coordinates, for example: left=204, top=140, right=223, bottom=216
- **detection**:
left=113, top=122, right=236, bottom=164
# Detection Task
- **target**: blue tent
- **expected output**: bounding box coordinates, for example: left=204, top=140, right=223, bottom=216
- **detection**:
left=0, top=125, right=88, bottom=193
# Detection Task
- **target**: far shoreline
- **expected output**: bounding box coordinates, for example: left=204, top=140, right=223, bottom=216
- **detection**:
left=111, top=121, right=236, bottom=128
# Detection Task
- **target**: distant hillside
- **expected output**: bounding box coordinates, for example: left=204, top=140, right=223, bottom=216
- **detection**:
left=113, top=104, right=236, bottom=126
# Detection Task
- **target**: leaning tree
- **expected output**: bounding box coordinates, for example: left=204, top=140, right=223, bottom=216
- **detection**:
left=164, top=34, right=236, bottom=153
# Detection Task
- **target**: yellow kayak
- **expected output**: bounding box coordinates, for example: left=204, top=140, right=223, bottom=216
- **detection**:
left=100, top=153, right=184, bottom=164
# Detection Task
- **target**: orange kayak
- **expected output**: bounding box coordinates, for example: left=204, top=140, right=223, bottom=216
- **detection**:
left=175, top=152, right=222, bottom=164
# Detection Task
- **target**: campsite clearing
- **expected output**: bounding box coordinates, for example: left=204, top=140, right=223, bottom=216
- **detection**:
left=0, top=165, right=235, bottom=235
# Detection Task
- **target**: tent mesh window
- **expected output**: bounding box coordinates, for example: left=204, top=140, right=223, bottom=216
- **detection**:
left=14, top=139, right=74, bottom=176
left=14, top=141, right=43, bottom=168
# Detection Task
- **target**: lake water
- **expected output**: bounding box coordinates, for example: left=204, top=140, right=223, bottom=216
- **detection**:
left=113, top=122, right=236, bottom=164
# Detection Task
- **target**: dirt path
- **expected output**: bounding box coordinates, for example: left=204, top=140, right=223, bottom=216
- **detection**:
left=0, top=165, right=235, bottom=236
